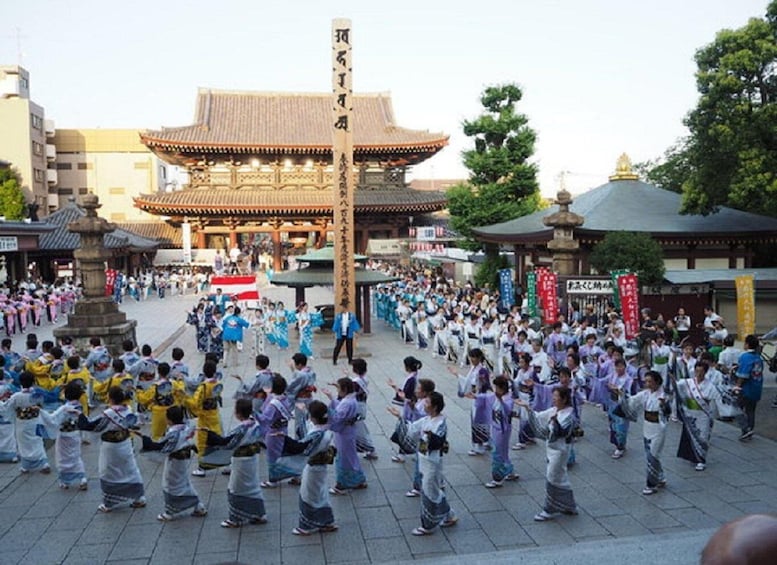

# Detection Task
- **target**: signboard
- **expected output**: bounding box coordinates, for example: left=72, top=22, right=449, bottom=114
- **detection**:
left=735, top=274, right=755, bottom=337
left=526, top=271, right=537, bottom=316
left=0, top=236, right=18, bottom=252
left=565, top=278, right=613, bottom=294
left=610, top=269, right=629, bottom=310
left=538, top=268, right=558, bottom=325
left=181, top=222, right=192, bottom=264
left=332, top=18, right=356, bottom=313
left=498, top=268, right=515, bottom=309
left=616, top=273, right=640, bottom=339
left=416, top=226, right=436, bottom=241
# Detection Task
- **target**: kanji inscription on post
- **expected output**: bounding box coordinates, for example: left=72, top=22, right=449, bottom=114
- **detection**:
left=332, top=18, right=356, bottom=313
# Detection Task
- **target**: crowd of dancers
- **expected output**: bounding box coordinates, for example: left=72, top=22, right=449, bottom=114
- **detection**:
left=0, top=270, right=766, bottom=538
left=0, top=282, right=78, bottom=336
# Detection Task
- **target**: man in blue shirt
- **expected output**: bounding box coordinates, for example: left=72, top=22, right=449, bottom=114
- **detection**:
left=735, top=334, right=763, bottom=441
left=332, top=311, right=360, bottom=366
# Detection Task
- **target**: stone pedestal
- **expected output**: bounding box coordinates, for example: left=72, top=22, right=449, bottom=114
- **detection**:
left=53, top=194, right=137, bottom=356
left=543, top=189, right=585, bottom=276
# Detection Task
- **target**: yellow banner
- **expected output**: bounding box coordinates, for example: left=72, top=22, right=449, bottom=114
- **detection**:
left=735, top=274, right=755, bottom=337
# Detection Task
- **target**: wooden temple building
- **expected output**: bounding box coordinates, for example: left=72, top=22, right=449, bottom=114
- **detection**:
left=136, top=89, right=449, bottom=269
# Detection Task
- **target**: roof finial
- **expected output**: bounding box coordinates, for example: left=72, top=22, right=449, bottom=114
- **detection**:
left=609, top=153, right=639, bottom=181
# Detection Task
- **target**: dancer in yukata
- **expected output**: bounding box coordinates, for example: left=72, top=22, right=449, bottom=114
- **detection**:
left=324, top=377, right=367, bottom=494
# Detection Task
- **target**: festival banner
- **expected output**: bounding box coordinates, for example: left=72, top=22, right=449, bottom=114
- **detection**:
left=610, top=269, right=630, bottom=310
left=526, top=271, right=537, bottom=317
left=210, top=275, right=261, bottom=307
left=617, top=273, right=640, bottom=339
left=498, top=268, right=515, bottom=310
left=105, top=269, right=117, bottom=297
left=735, top=274, right=755, bottom=338
left=538, top=269, right=558, bottom=325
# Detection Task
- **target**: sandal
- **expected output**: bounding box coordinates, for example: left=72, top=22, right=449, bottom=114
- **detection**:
left=329, top=486, right=346, bottom=496
left=157, top=513, right=174, bottom=522
left=288, top=477, right=301, bottom=486
left=220, top=519, right=241, bottom=528
left=191, top=507, right=208, bottom=517
left=319, top=524, right=339, bottom=533
left=260, top=481, right=278, bottom=488
left=292, top=527, right=314, bottom=536
left=411, top=527, right=433, bottom=536
left=441, top=517, right=458, bottom=528
left=97, top=504, right=112, bottom=513
left=249, top=516, right=268, bottom=524
left=130, top=500, right=147, bottom=509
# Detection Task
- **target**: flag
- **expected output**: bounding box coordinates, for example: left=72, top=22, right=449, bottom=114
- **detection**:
left=210, top=275, right=261, bottom=306
left=735, top=274, right=755, bottom=337
left=616, top=273, right=640, bottom=339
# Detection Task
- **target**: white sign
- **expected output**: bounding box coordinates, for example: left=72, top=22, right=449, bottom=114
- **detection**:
left=181, top=222, right=192, bottom=264
left=0, top=236, right=18, bottom=252
left=416, top=226, right=436, bottom=241
left=565, top=278, right=613, bottom=294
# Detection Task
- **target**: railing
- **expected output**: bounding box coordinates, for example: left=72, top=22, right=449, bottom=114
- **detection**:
left=188, top=167, right=407, bottom=191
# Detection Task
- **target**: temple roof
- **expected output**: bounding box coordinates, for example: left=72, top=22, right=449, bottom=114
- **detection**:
left=141, top=90, right=448, bottom=163
left=271, top=266, right=397, bottom=288
left=40, top=200, right=160, bottom=252
left=473, top=178, right=777, bottom=244
left=116, top=221, right=181, bottom=248
left=134, top=187, right=447, bottom=216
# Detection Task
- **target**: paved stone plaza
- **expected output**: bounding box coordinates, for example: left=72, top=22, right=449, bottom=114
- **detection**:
left=0, top=287, right=775, bottom=565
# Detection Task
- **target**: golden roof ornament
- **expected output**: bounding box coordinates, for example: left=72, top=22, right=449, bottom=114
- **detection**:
left=609, top=152, right=639, bottom=181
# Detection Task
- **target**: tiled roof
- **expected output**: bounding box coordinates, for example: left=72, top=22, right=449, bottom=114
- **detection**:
left=39, top=202, right=160, bottom=251
left=116, top=221, right=182, bottom=248
left=473, top=179, right=777, bottom=242
left=141, top=90, right=448, bottom=156
left=134, top=188, right=448, bottom=215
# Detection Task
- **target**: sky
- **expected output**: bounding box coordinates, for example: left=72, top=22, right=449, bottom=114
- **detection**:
left=1, top=0, right=771, bottom=196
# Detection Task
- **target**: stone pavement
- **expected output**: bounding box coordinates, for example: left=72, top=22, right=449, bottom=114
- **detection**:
left=1, top=286, right=776, bottom=565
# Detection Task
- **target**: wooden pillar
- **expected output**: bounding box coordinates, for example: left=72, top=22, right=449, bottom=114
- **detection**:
left=271, top=230, right=282, bottom=271
left=196, top=230, right=206, bottom=249
left=361, top=285, right=371, bottom=334
left=229, top=231, right=238, bottom=248
left=295, top=287, right=305, bottom=308
left=728, top=244, right=737, bottom=269
left=687, top=244, right=696, bottom=270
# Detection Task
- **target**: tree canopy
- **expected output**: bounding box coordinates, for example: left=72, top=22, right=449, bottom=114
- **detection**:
left=0, top=168, right=26, bottom=221
left=447, top=84, right=542, bottom=249
left=588, top=232, right=665, bottom=287
left=640, top=1, right=777, bottom=216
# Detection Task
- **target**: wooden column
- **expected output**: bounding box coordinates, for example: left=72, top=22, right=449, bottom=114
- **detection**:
left=195, top=230, right=206, bottom=249
left=295, top=287, right=306, bottom=308
left=332, top=18, right=356, bottom=314
left=687, top=244, right=696, bottom=269
left=229, top=231, right=238, bottom=248
left=361, top=284, right=372, bottom=334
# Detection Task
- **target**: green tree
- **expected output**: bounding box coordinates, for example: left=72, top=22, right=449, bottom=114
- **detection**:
left=634, top=139, right=691, bottom=193
left=641, top=1, right=777, bottom=216
left=474, top=253, right=509, bottom=290
left=589, top=232, right=665, bottom=286
left=0, top=167, right=26, bottom=221
left=447, top=84, right=542, bottom=249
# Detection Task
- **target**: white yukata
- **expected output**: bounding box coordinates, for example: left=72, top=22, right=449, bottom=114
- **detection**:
left=141, top=423, right=204, bottom=517
left=618, top=389, right=671, bottom=489
left=0, top=386, right=17, bottom=462
left=0, top=388, right=49, bottom=472
left=40, top=399, right=86, bottom=487
left=79, top=405, right=145, bottom=509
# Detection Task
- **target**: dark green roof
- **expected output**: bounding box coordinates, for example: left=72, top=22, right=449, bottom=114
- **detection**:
left=271, top=267, right=397, bottom=287
left=473, top=179, right=777, bottom=242
left=296, top=246, right=367, bottom=263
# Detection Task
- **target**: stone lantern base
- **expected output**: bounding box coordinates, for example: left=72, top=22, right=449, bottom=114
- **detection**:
left=54, top=297, right=137, bottom=357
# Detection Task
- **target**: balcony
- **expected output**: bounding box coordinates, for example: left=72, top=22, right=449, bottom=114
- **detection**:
left=46, top=169, right=57, bottom=185
left=46, top=144, right=56, bottom=161
left=44, top=119, right=55, bottom=138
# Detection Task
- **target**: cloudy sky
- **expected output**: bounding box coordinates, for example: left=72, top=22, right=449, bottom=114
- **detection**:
left=1, top=0, right=770, bottom=195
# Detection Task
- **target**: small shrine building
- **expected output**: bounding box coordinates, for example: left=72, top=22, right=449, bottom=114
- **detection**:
left=136, top=89, right=449, bottom=270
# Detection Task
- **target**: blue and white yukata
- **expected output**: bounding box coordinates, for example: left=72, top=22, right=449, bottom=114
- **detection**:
left=40, top=399, right=86, bottom=487
left=0, top=387, right=48, bottom=472
left=298, top=311, right=314, bottom=358
left=287, top=367, right=317, bottom=440
left=329, top=392, right=366, bottom=489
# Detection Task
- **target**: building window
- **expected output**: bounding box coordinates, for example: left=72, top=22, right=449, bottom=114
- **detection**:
left=108, top=187, right=125, bottom=195
left=57, top=188, right=74, bottom=195
left=48, top=186, right=59, bottom=194
left=34, top=169, right=45, bottom=182
left=110, top=213, right=126, bottom=221
left=31, top=114, right=42, bottom=130
left=77, top=162, right=93, bottom=170
left=78, top=187, right=89, bottom=195
left=19, top=76, right=29, bottom=90
left=56, top=162, right=72, bottom=170
left=32, top=141, right=43, bottom=156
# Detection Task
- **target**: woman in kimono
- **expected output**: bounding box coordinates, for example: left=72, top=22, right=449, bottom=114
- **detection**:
left=511, top=352, right=538, bottom=450
left=480, top=317, right=499, bottom=372
left=77, top=386, right=146, bottom=512
left=448, top=348, right=492, bottom=456
left=187, top=302, right=210, bottom=353
left=297, top=303, right=314, bottom=358
left=206, top=309, right=224, bottom=362
left=324, top=377, right=367, bottom=494
left=390, top=391, right=457, bottom=536
left=257, top=374, right=300, bottom=487
left=0, top=371, right=50, bottom=473
left=140, top=405, right=207, bottom=521
left=286, top=353, right=317, bottom=440
left=615, top=370, right=671, bottom=494
left=40, top=382, right=87, bottom=489
left=350, top=358, right=377, bottom=460
left=604, top=358, right=637, bottom=459
left=672, top=360, right=721, bottom=471
left=497, top=323, right=518, bottom=377
left=274, top=302, right=290, bottom=350
left=280, top=400, right=338, bottom=535
left=0, top=384, right=17, bottom=462
left=461, top=315, right=481, bottom=367
left=264, top=302, right=277, bottom=347
left=187, top=361, right=224, bottom=476
left=387, top=356, right=422, bottom=463
left=413, top=305, right=429, bottom=350
left=204, top=398, right=267, bottom=528
left=515, top=386, right=578, bottom=521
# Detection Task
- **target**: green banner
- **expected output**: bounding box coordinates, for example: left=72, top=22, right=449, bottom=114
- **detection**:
left=527, top=271, right=537, bottom=317
left=610, top=269, right=630, bottom=310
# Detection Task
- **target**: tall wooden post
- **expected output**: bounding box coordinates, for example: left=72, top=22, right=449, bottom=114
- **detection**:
left=332, top=18, right=356, bottom=314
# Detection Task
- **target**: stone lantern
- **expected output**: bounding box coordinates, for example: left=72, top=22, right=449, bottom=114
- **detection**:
left=543, top=188, right=584, bottom=275
left=53, top=194, right=137, bottom=355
